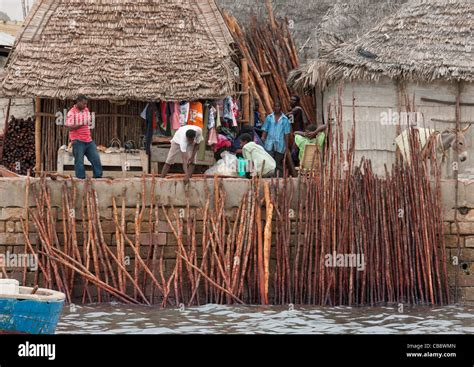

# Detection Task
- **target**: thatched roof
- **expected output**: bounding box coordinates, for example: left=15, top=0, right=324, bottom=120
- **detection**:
left=289, top=0, right=474, bottom=92
left=1, top=0, right=235, bottom=101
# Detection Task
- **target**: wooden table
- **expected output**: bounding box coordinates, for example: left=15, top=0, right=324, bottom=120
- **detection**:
left=150, top=144, right=216, bottom=174
left=57, top=148, right=149, bottom=178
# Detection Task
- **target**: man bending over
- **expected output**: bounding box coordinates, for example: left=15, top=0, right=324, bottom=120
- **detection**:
left=161, top=125, right=203, bottom=184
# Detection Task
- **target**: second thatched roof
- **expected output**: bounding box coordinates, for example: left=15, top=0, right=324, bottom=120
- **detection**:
left=1, top=0, right=236, bottom=101
left=289, top=0, right=474, bottom=92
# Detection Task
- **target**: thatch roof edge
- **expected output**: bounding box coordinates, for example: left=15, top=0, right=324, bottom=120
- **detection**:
left=288, top=0, right=474, bottom=92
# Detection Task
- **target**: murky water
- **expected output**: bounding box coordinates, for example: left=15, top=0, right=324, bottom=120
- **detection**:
left=56, top=304, right=474, bottom=334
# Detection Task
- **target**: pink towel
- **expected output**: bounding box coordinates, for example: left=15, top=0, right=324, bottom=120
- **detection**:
left=208, top=127, right=218, bottom=146
left=170, top=102, right=180, bottom=130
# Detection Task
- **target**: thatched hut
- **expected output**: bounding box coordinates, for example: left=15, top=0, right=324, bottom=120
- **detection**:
left=289, top=0, right=474, bottom=177
left=0, top=0, right=235, bottom=173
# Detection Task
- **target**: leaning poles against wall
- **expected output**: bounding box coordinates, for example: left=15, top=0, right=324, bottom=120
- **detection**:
left=20, top=100, right=449, bottom=306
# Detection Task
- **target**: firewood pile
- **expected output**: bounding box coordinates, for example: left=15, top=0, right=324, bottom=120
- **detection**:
left=1, top=117, right=35, bottom=175
left=223, top=0, right=316, bottom=123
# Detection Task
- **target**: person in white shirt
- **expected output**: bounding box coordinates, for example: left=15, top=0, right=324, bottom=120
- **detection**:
left=161, top=125, right=203, bottom=184
left=240, top=133, right=276, bottom=177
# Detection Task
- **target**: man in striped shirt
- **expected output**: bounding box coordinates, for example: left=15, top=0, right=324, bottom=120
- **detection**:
left=65, top=95, right=103, bottom=179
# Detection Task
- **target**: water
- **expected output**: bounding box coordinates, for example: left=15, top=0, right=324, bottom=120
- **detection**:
left=57, top=304, right=474, bottom=334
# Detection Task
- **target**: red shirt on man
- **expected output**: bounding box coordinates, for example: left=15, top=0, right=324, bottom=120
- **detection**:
left=66, top=106, right=93, bottom=143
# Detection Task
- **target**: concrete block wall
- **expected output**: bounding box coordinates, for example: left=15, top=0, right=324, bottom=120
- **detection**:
left=441, top=179, right=474, bottom=303
left=0, top=178, right=253, bottom=303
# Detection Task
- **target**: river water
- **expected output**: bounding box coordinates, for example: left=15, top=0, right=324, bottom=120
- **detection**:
left=56, top=304, right=474, bottom=334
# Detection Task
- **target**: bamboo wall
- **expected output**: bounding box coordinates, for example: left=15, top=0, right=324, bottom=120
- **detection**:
left=39, top=99, right=147, bottom=172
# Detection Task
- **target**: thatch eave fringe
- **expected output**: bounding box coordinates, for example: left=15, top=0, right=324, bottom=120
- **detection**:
left=288, top=0, right=473, bottom=92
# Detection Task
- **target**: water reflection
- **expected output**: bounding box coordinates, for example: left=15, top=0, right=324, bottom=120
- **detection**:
left=57, top=304, right=474, bottom=334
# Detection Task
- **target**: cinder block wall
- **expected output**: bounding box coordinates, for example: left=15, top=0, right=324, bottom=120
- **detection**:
left=0, top=177, right=472, bottom=304
left=441, top=180, right=474, bottom=303
left=0, top=178, right=251, bottom=303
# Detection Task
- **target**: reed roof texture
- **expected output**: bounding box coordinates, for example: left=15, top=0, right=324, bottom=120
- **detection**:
left=1, top=0, right=235, bottom=101
left=289, top=0, right=474, bottom=92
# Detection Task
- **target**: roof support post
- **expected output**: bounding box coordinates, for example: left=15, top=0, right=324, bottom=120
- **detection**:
left=35, top=97, right=41, bottom=176
left=241, top=58, right=250, bottom=124
left=454, top=81, right=462, bottom=304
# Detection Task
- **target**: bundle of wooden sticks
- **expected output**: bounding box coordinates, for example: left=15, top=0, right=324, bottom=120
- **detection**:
left=223, top=0, right=316, bottom=124
left=20, top=101, right=449, bottom=306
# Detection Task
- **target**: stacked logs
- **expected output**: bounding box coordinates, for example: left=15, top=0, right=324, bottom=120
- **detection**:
left=1, top=117, right=36, bottom=175
left=223, top=1, right=316, bottom=123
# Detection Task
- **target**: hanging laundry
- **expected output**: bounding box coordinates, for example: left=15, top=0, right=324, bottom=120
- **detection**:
left=223, top=96, right=233, bottom=126
left=232, top=97, right=239, bottom=127
left=223, top=96, right=238, bottom=127
left=160, top=102, right=168, bottom=128
left=140, top=104, right=149, bottom=120
left=188, top=101, right=204, bottom=129
left=216, top=103, right=222, bottom=128
left=170, top=102, right=180, bottom=131
left=208, top=127, right=218, bottom=146
left=143, top=102, right=161, bottom=156
left=179, top=102, right=190, bottom=127
left=212, top=134, right=232, bottom=153
left=198, top=104, right=209, bottom=161
left=166, top=102, right=172, bottom=136
left=208, top=105, right=217, bottom=130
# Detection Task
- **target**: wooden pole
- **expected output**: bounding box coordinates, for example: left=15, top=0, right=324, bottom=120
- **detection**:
left=241, top=58, right=250, bottom=125
left=249, top=92, right=255, bottom=127
left=113, top=102, right=118, bottom=139
left=3, top=98, right=11, bottom=135
left=35, top=97, right=41, bottom=176
left=223, top=12, right=273, bottom=113
left=0, top=98, right=12, bottom=161
left=454, top=82, right=462, bottom=303
left=265, top=0, right=277, bottom=31
left=263, top=182, right=274, bottom=304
